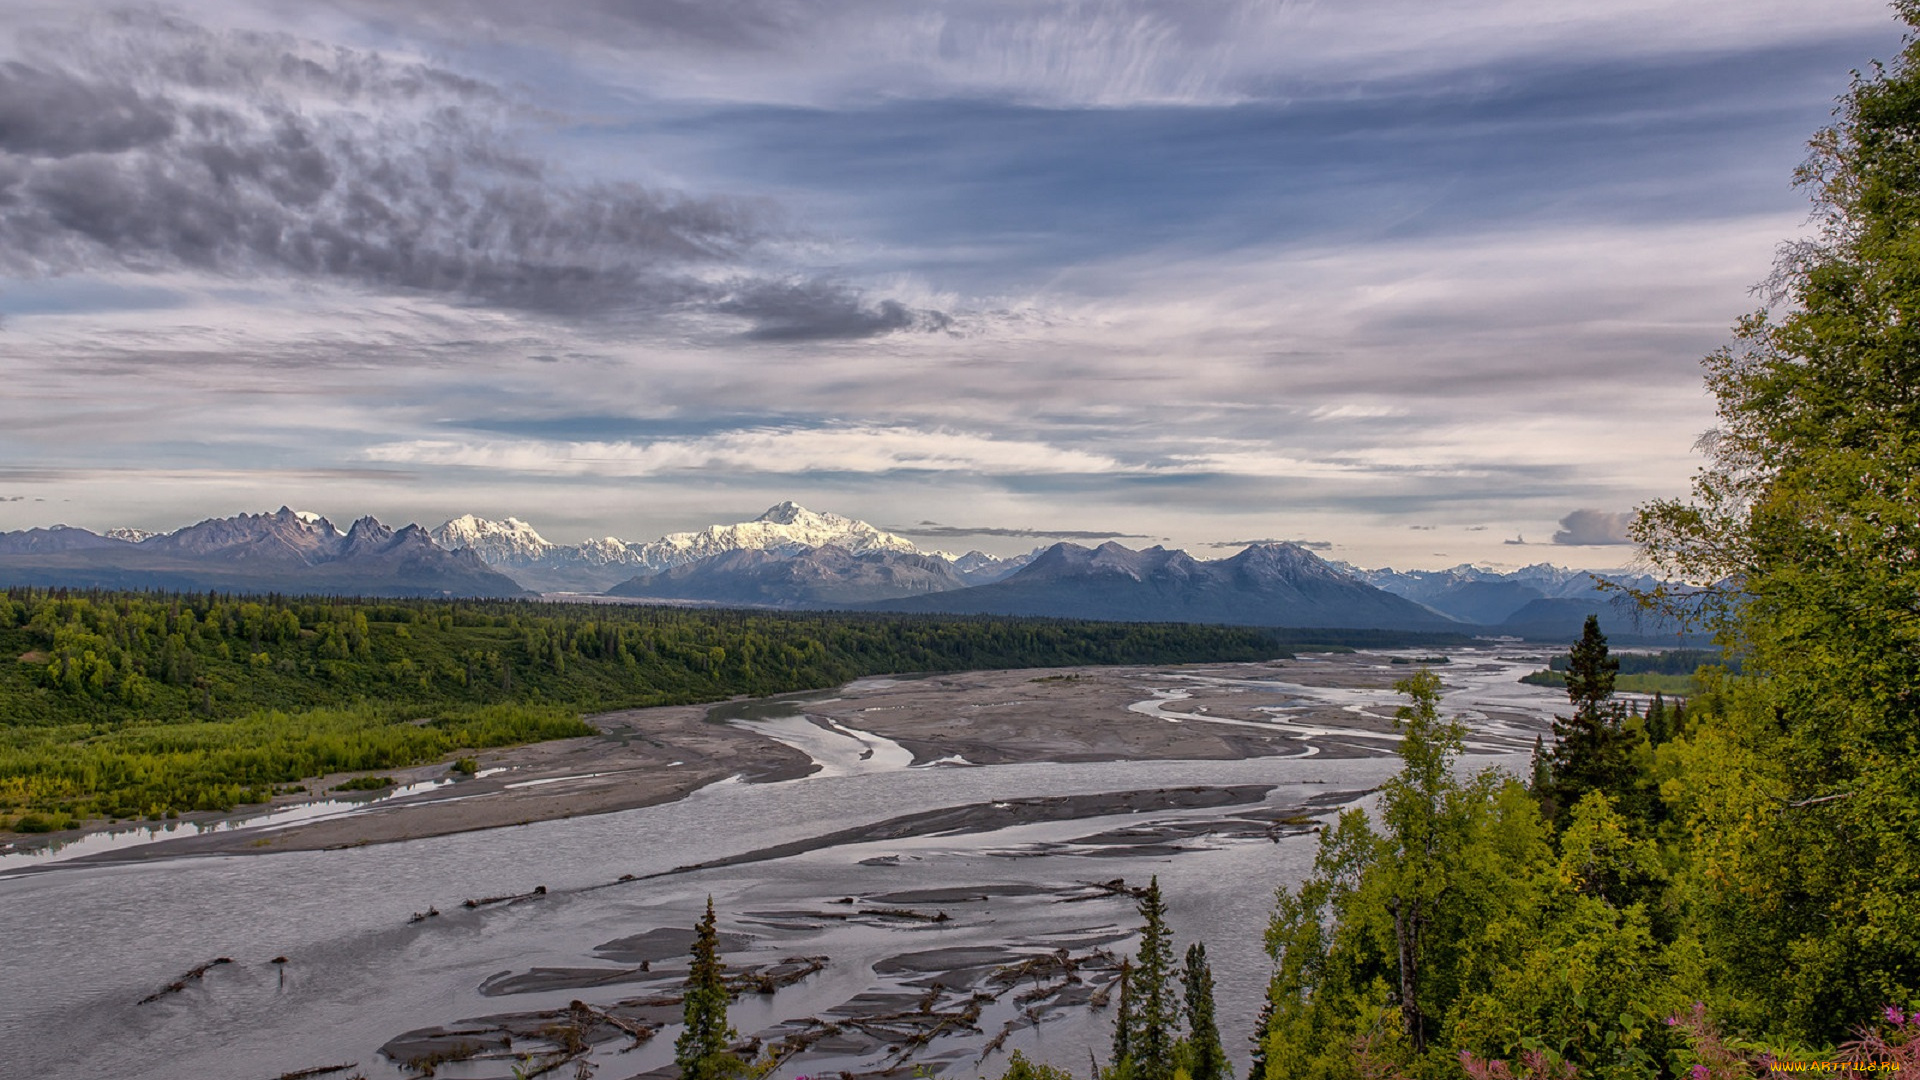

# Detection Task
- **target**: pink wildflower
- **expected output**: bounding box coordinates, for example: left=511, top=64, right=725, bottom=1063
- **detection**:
left=1885, top=1006, right=1907, bottom=1026
left=1690, top=1066, right=1709, bottom=1080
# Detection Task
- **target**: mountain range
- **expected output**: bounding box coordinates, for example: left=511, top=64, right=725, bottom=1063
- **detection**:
left=0, top=508, right=524, bottom=598
left=607, top=545, right=969, bottom=607
left=0, top=502, right=1687, bottom=641
left=1347, top=561, right=1679, bottom=639
left=425, top=501, right=997, bottom=593
left=860, top=540, right=1457, bottom=629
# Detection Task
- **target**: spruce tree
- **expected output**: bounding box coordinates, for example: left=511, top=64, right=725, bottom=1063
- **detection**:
left=676, top=897, right=740, bottom=1080
left=1180, top=942, right=1230, bottom=1080
left=1245, top=995, right=1274, bottom=1080
left=1129, top=877, right=1180, bottom=1080
left=1543, top=616, right=1641, bottom=824
left=1110, top=958, right=1135, bottom=1078
left=1645, top=692, right=1669, bottom=746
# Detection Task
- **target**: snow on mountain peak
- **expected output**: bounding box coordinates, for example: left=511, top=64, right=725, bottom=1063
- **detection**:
left=629, top=502, right=918, bottom=572
left=431, top=514, right=557, bottom=565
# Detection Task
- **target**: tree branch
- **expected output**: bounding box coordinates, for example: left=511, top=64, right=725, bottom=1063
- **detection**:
left=1780, top=791, right=1855, bottom=809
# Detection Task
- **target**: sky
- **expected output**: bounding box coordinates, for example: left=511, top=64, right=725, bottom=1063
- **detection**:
left=0, top=1, right=1904, bottom=569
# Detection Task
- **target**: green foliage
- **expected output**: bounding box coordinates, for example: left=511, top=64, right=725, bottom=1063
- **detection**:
left=1256, top=670, right=1699, bottom=1080
left=1629, top=3, right=1920, bottom=1043
left=1541, top=619, right=1649, bottom=827
left=1111, top=958, right=1136, bottom=1075
left=1127, top=878, right=1180, bottom=1080
left=331, top=775, right=395, bottom=792
left=0, top=703, right=590, bottom=820
left=996, top=1051, right=1078, bottom=1080
left=1544, top=650, right=1732, bottom=677
left=1519, top=670, right=1699, bottom=696
left=678, top=897, right=743, bottom=1080
left=1180, top=943, right=1231, bottom=1080
left=0, top=588, right=1280, bottom=825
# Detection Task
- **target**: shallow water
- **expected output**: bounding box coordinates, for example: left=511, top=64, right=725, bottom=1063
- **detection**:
left=0, top=777, right=458, bottom=868
left=0, top=648, right=1567, bottom=1080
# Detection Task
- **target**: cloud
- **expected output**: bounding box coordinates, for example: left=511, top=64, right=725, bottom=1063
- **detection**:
left=317, top=0, right=1893, bottom=109
left=890, top=522, right=1154, bottom=540
left=0, top=60, right=174, bottom=155
left=716, top=278, right=951, bottom=341
left=1312, top=404, right=1409, bottom=420
left=1205, top=538, right=1335, bottom=551
left=0, top=11, right=936, bottom=335
left=361, top=426, right=1131, bottom=477
left=1552, top=509, right=1636, bottom=546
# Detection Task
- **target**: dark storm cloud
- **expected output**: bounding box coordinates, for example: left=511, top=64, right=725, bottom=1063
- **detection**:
left=0, top=11, right=930, bottom=332
left=0, top=61, right=175, bottom=156
left=1552, top=509, right=1636, bottom=546
left=893, top=522, right=1154, bottom=540
left=717, top=279, right=950, bottom=341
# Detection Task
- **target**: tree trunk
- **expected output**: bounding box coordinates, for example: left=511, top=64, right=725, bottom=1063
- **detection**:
left=1393, top=898, right=1425, bottom=1053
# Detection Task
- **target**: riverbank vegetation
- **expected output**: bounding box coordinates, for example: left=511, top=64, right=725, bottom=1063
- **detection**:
left=0, top=595, right=1283, bottom=827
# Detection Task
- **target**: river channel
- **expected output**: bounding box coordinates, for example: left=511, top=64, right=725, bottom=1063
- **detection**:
left=0, top=648, right=1571, bottom=1080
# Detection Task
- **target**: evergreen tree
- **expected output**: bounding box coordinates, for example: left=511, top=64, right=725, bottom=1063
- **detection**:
left=1245, top=995, right=1274, bottom=1080
left=1645, top=691, right=1669, bottom=746
left=1180, top=942, right=1230, bottom=1080
left=1120, top=878, right=1181, bottom=1080
left=676, top=897, right=740, bottom=1080
left=1542, top=616, right=1641, bottom=824
left=1110, top=958, right=1135, bottom=1078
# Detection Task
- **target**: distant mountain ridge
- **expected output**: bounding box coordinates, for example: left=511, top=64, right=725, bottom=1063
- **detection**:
left=0, top=503, right=1699, bottom=638
left=1349, top=561, right=1686, bottom=641
left=607, top=545, right=968, bottom=607
left=864, top=540, right=1459, bottom=630
left=0, top=508, right=525, bottom=598
left=429, top=501, right=924, bottom=592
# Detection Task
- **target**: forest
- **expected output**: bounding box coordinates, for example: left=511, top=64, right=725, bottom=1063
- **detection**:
left=0, top=593, right=1281, bottom=829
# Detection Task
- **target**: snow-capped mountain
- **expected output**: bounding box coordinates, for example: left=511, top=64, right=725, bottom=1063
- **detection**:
left=103, top=527, right=158, bottom=544
left=608, top=545, right=968, bottom=607
left=290, top=510, right=342, bottom=535
left=431, top=502, right=926, bottom=593
left=0, top=508, right=524, bottom=597
left=626, top=501, right=918, bottom=571
left=431, top=514, right=557, bottom=566
left=949, top=547, right=1043, bottom=584
left=1343, top=560, right=1685, bottom=639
